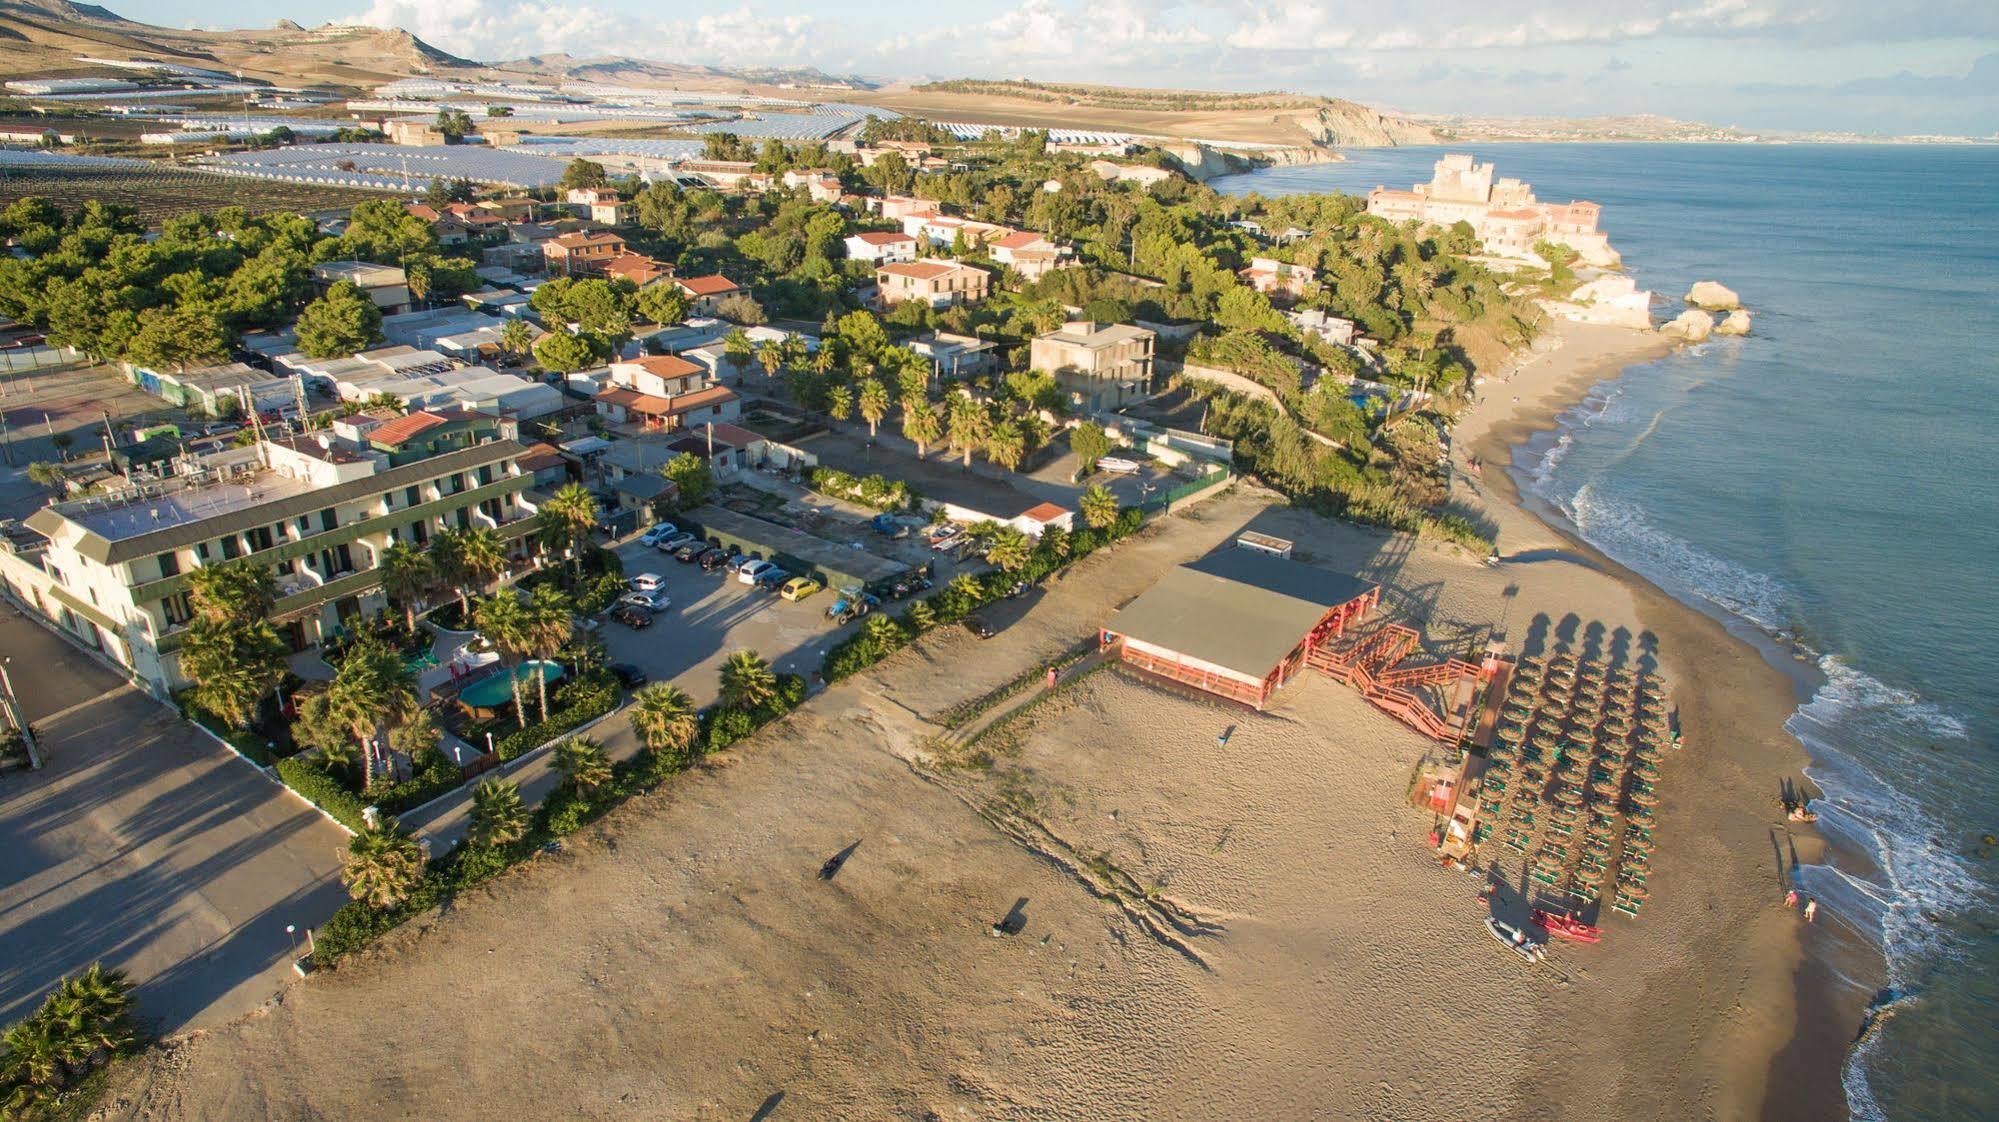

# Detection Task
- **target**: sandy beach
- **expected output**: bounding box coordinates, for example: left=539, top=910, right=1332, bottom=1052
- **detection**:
left=88, top=321, right=1861, bottom=1121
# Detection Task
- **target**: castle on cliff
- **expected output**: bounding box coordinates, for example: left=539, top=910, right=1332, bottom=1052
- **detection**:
left=1367, top=154, right=1621, bottom=267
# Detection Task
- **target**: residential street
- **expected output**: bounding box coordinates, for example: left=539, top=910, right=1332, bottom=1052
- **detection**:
left=0, top=605, right=350, bottom=1033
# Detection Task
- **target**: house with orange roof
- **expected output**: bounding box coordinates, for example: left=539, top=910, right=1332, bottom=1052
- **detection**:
left=988, top=230, right=1074, bottom=280
left=542, top=230, right=627, bottom=276
left=843, top=230, right=918, bottom=264
left=602, top=253, right=676, bottom=291
left=876, top=260, right=990, bottom=309
left=674, top=274, right=741, bottom=315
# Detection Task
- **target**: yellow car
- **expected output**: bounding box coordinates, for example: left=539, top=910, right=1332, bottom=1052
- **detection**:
left=779, top=577, right=822, bottom=602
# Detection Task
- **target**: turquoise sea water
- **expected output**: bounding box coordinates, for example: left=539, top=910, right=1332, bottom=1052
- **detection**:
left=1214, top=144, right=1999, bottom=1121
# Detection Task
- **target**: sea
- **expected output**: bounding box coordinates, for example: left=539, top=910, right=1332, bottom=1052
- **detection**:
left=1214, top=144, right=1999, bottom=1122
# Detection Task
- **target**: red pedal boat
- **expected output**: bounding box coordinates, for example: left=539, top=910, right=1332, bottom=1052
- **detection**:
left=1533, top=909, right=1604, bottom=944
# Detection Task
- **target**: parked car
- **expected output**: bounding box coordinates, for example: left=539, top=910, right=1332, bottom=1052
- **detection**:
left=700, top=548, right=737, bottom=572
left=870, top=513, right=909, bottom=539
left=925, top=524, right=959, bottom=546
left=629, top=572, right=667, bottom=593
left=780, top=577, right=822, bottom=602
left=754, top=568, right=791, bottom=591
left=673, top=540, right=708, bottom=562
left=612, top=605, right=652, bottom=629
left=608, top=663, right=648, bottom=689
left=620, top=589, right=671, bottom=613
left=928, top=529, right=964, bottom=552
left=961, top=614, right=996, bottom=639
left=639, top=522, right=679, bottom=547
left=738, top=559, right=780, bottom=586
left=655, top=531, right=695, bottom=553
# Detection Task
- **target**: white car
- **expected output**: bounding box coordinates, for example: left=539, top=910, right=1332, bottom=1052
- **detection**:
left=630, top=572, right=667, bottom=593
left=620, top=589, right=671, bottom=613
left=655, top=531, right=696, bottom=552
left=639, top=523, right=679, bottom=546
left=737, top=559, right=780, bottom=586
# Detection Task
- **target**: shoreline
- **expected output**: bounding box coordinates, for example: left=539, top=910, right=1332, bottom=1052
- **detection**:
left=1455, top=319, right=1874, bottom=1122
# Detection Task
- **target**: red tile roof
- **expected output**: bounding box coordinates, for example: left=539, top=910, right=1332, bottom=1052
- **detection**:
left=620, top=354, right=703, bottom=379
left=991, top=230, right=1048, bottom=250
left=676, top=274, right=739, bottom=296
left=603, top=253, right=673, bottom=285
left=1022, top=502, right=1070, bottom=523
left=852, top=231, right=915, bottom=245
left=879, top=260, right=972, bottom=281
left=367, top=410, right=449, bottom=447
left=548, top=231, right=625, bottom=251
left=515, top=443, right=566, bottom=471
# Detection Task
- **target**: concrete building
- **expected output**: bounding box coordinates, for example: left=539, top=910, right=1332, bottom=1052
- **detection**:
left=565, top=187, right=633, bottom=226
left=875, top=260, right=989, bottom=309
left=903, top=332, right=998, bottom=381
left=1029, top=320, right=1157, bottom=413
left=843, top=230, right=918, bottom=264
left=311, top=262, right=411, bottom=314
left=3, top=437, right=537, bottom=693
left=1366, top=153, right=1620, bottom=267
left=1241, top=256, right=1316, bottom=300
left=542, top=230, right=627, bottom=276
left=987, top=231, right=1073, bottom=281
left=125, top=361, right=299, bottom=417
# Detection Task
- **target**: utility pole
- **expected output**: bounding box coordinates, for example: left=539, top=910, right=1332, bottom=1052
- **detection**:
left=1, top=658, right=41, bottom=770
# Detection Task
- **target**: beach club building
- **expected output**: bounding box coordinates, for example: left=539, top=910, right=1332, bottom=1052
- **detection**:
left=1101, top=545, right=1379, bottom=709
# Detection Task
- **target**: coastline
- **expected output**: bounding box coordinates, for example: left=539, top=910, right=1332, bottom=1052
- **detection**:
left=1455, top=318, right=1873, bottom=1122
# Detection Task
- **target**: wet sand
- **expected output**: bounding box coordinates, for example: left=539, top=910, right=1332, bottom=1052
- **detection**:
left=1457, top=318, right=1871, bottom=1122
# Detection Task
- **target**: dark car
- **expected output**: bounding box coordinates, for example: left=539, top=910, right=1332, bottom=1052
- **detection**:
left=612, top=605, right=652, bottom=629
left=608, top=662, right=648, bottom=689
left=754, top=568, right=790, bottom=591
left=700, top=548, right=737, bottom=572
left=674, top=540, right=708, bottom=562
left=961, top=614, right=996, bottom=639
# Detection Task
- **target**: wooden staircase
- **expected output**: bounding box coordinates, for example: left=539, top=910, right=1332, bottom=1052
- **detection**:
left=1309, top=623, right=1479, bottom=743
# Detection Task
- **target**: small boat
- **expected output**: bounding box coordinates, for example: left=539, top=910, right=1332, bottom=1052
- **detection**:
left=1533, top=909, right=1604, bottom=944
left=1486, top=916, right=1546, bottom=963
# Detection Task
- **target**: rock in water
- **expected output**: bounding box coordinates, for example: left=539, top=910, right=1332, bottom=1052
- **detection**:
left=1715, top=309, right=1753, bottom=336
left=1661, top=309, right=1715, bottom=342
left=1686, top=280, right=1741, bottom=310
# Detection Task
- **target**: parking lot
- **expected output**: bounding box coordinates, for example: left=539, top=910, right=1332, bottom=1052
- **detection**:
left=599, top=539, right=881, bottom=703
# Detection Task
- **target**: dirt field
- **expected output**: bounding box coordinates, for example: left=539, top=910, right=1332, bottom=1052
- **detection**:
left=95, top=415, right=1813, bottom=1121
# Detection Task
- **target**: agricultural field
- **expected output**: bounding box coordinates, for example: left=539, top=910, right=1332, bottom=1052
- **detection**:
left=0, top=161, right=382, bottom=225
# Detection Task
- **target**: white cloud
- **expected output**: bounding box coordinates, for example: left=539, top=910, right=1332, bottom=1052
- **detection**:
left=350, top=0, right=817, bottom=65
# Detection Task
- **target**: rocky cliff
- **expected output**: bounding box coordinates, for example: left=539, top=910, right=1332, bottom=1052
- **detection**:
left=1287, top=102, right=1441, bottom=148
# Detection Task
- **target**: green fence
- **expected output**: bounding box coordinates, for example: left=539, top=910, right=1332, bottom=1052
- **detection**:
left=1138, top=466, right=1231, bottom=512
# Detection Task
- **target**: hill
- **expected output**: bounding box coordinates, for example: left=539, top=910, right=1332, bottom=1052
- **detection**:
left=487, top=52, right=874, bottom=93
left=847, top=79, right=1438, bottom=148
left=0, top=0, right=473, bottom=90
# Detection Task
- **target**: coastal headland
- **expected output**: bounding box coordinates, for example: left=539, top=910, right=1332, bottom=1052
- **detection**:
left=87, top=325, right=1853, bottom=1122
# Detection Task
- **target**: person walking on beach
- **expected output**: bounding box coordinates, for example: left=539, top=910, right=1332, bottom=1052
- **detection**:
left=1804, top=899, right=1819, bottom=923
left=1785, top=889, right=1798, bottom=908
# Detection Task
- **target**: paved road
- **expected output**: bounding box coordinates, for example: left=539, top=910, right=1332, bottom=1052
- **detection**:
left=0, top=605, right=350, bottom=1034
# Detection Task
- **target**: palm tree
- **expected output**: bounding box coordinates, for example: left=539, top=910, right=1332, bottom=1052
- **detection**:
left=341, top=824, right=426, bottom=910
left=553, top=735, right=612, bottom=794
left=434, top=525, right=507, bottom=616
left=537, top=483, right=599, bottom=578
left=901, top=397, right=941, bottom=458
left=983, top=416, right=1026, bottom=473
left=903, top=599, right=936, bottom=633
left=1080, top=484, right=1120, bottom=531
left=947, top=573, right=981, bottom=603
left=187, top=560, right=276, bottom=625
left=179, top=615, right=288, bottom=727
left=523, top=584, right=573, bottom=720
left=862, top=613, right=905, bottom=653
left=826, top=382, right=853, bottom=422
left=985, top=527, right=1032, bottom=572
left=719, top=649, right=776, bottom=713
left=468, top=777, right=529, bottom=848
left=26, top=461, right=66, bottom=498
left=498, top=317, right=534, bottom=360
left=378, top=540, right=434, bottom=633
left=389, top=707, right=440, bottom=758
left=473, top=593, right=533, bottom=729
left=631, top=682, right=699, bottom=763
left=326, top=635, right=418, bottom=784
left=755, top=340, right=783, bottom=381
left=947, top=394, right=988, bottom=468
left=857, top=378, right=891, bottom=438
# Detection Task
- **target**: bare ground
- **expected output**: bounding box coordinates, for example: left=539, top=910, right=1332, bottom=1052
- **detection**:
left=95, top=362, right=1818, bottom=1119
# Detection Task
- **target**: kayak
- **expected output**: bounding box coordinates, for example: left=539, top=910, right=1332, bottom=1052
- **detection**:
left=1487, top=916, right=1546, bottom=963
left=1533, top=908, right=1604, bottom=944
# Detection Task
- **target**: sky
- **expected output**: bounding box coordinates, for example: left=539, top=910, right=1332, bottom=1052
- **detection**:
left=109, top=0, right=1999, bottom=135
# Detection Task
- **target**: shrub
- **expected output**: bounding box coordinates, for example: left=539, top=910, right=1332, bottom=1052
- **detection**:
left=706, top=707, right=758, bottom=751
left=276, top=756, right=371, bottom=832
left=491, top=670, right=621, bottom=761
left=809, top=466, right=915, bottom=511
left=370, top=746, right=463, bottom=815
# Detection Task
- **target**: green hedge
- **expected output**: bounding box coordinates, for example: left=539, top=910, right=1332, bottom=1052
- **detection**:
left=808, top=466, right=917, bottom=512
left=369, top=747, right=464, bottom=816
left=275, top=757, right=371, bottom=833
left=491, top=670, right=622, bottom=761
